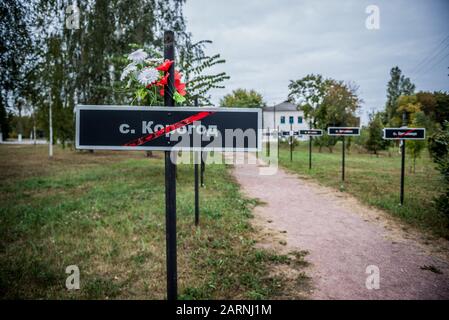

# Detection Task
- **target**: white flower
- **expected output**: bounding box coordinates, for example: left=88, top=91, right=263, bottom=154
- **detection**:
left=128, top=49, right=148, bottom=62
left=137, top=67, right=159, bottom=85
left=120, top=63, right=137, bottom=81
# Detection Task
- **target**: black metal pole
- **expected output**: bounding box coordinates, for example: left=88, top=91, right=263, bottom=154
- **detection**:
left=290, top=123, right=293, bottom=162
left=400, top=111, right=407, bottom=205
left=267, top=127, right=270, bottom=157
left=164, top=30, right=177, bottom=301
left=342, top=136, right=345, bottom=182
left=400, top=140, right=405, bottom=205
left=277, top=125, right=280, bottom=159
left=309, top=121, right=312, bottom=170
left=200, top=153, right=205, bottom=187
left=194, top=98, right=199, bottom=226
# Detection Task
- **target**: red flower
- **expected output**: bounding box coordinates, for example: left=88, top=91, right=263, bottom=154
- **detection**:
left=156, top=73, right=169, bottom=87
left=174, top=71, right=186, bottom=96
left=156, top=59, right=174, bottom=72
left=158, top=70, right=186, bottom=97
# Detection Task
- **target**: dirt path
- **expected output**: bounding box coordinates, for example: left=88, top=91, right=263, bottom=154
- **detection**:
left=230, top=154, right=449, bottom=300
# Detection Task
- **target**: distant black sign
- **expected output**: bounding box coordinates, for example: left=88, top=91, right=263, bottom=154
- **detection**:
left=299, top=129, right=323, bottom=136
left=383, top=128, right=426, bottom=140
left=327, top=127, right=360, bottom=136
left=281, top=131, right=299, bottom=137
left=76, top=105, right=261, bottom=151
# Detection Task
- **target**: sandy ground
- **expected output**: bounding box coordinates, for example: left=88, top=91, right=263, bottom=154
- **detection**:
left=230, top=154, right=449, bottom=300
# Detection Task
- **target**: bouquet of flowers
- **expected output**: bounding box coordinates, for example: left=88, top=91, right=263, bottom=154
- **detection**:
left=121, top=49, right=187, bottom=104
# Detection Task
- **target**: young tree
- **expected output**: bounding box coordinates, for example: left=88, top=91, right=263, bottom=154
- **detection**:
left=406, top=112, right=427, bottom=174
left=317, top=80, right=362, bottom=152
left=433, top=91, right=449, bottom=127
left=288, top=74, right=327, bottom=125
left=385, top=66, right=415, bottom=125
left=219, top=89, right=265, bottom=108
left=395, top=94, right=422, bottom=126
left=365, top=112, right=387, bottom=155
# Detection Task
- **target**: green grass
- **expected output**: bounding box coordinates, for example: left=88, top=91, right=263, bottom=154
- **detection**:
left=276, top=141, right=449, bottom=238
left=0, top=145, right=308, bottom=299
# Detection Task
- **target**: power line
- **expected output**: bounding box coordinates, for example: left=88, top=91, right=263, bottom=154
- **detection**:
left=427, top=51, right=449, bottom=73
left=413, top=41, right=449, bottom=75
left=410, top=34, right=449, bottom=75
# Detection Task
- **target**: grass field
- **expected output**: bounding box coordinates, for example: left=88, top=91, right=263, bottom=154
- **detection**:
left=277, top=141, right=449, bottom=238
left=0, top=145, right=308, bottom=299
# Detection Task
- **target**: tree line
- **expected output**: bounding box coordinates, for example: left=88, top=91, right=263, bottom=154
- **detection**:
left=0, top=0, right=229, bottom=145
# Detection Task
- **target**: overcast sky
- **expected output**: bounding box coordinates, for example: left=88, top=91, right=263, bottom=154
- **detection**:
left=184, top=0, right=449, bottom=124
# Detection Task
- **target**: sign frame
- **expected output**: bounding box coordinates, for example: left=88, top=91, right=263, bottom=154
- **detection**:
left=382, top=127, right=426, bottom=140
left=75, top=105, right=262, bottom=152
left=280, top=131, right=299, bottom=137
left=327, top=127, right=361, bottom=136
left=299, top=129, right=323, bottom=136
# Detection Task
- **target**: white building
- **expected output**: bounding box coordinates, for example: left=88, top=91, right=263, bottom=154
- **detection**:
left=262, top=101, right=310, bottom=140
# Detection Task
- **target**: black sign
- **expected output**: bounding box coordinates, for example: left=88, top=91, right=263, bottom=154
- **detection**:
left=383, top=128, right=426, bottom=140
left=76, top=105, right=261, bottom=151
left=281, top=131, right=299, bottom=137
left=299, top=129, right=323, bottom=136
left=327, top=127, right=360, bottom=136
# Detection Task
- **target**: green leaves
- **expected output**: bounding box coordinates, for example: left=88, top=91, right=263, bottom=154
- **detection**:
left=219, top=89, right=265, bottom=108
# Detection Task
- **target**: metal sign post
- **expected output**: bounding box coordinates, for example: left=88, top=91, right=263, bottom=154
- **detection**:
left=267, top=127, right=271, bottom=157
left=200, top=154, right=205, bottom=187
left=290, top=123, right=293, bottom=162
left=309, top=123, right=312, bottom=170
left=299, top=128, right=323, bottom=170
left=277, top=126, right=280, bottom=159
left=382, top=126, right=426, bottom=205
left=163, top=30, right=177, bottom=301
left=342, top=137, right=345, bottom=182
left=280, top=128, right=299, bottom=163
left=194, top=98, right=199, bottom=226
left=328, top=127, right=360, bottom=182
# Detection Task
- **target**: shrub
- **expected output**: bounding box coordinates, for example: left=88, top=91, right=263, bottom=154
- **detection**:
left=428, top=121, right=449, bottom=217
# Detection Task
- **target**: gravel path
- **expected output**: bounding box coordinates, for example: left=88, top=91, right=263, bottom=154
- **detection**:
left=230, top=154, right=449, bottom=300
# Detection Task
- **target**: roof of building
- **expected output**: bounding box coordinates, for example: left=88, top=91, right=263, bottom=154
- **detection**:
left=262, top=101, right=299, bottom=112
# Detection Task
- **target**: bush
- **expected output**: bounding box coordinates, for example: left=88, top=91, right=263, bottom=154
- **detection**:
left=428, top=121, right=449, bottom=217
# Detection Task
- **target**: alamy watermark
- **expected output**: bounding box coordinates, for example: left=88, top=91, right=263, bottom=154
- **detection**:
left=65, top=265, right=80, bottom=290
left=365, top=5, right=380, bottom=30
left=365, top=265, right=380, bottom=290
left=66, top=4, right=80, bottom=30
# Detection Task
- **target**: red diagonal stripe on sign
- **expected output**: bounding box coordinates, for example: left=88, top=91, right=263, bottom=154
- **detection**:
left=123, top=111, right=215, bottom=147
left=398, top=128, right=416, bottom=138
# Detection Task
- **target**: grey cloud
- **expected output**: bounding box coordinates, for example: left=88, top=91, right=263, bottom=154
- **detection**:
left=185, top=0, right=449, bottom=124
